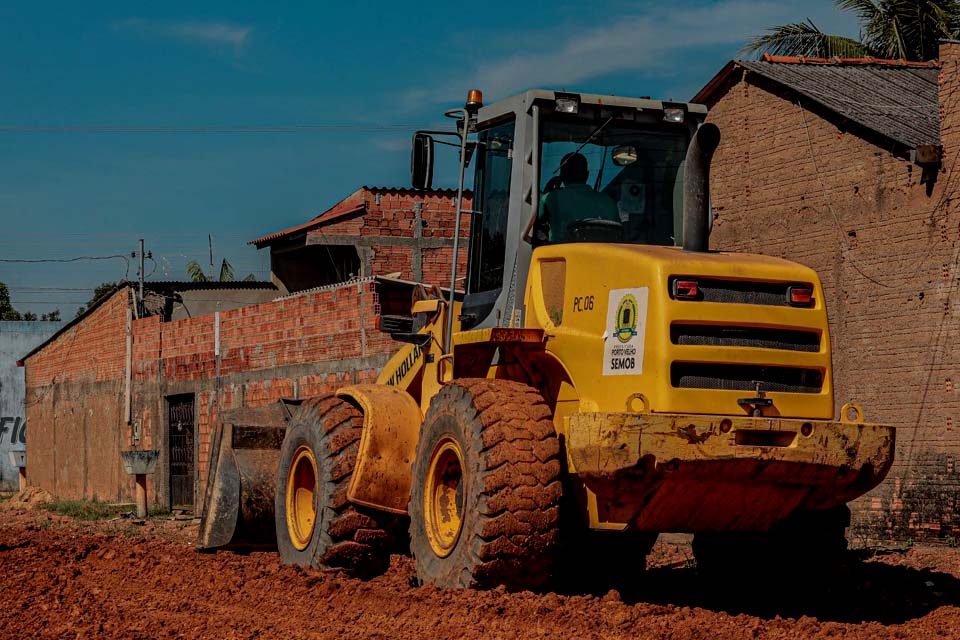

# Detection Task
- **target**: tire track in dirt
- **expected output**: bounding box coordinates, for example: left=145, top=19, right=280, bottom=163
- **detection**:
left=1, top=511, right=959, bottom=639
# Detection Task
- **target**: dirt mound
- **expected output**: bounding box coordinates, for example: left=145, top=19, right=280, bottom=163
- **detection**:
left=1, top=512, right=959, bottom=639
left=1, top=486, right=53, bottom=510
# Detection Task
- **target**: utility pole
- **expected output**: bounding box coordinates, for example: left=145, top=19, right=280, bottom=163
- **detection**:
left=138, top=238, right=145, bottom=316
left=131, top=239, right=152, bottom=318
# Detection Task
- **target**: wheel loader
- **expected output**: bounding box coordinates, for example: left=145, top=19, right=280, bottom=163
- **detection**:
left=198, top=89, right=895, bottom=590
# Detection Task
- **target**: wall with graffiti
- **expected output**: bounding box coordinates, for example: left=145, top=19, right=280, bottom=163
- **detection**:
left=0, top=321, right=64, bottom=490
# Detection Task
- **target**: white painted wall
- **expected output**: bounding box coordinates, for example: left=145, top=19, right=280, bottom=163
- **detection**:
left=0, top=322, right=64, bottom=490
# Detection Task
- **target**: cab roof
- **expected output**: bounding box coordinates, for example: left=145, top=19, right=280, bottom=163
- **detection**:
left=477, top=89, right=708, bottom=125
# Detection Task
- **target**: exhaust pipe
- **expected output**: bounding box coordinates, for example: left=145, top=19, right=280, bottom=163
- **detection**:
left=682, top=123, right=721, bottom=252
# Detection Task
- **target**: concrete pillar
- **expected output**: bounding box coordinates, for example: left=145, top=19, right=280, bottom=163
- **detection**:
left=134, top=474, right=148, bottom=518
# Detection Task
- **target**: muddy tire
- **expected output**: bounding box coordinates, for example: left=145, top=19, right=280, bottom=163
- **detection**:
left=274, top=396, right=392, bottom=578
left=408, top=379, right=562, bottom=590
left=693, top=505, right=850, bottom=587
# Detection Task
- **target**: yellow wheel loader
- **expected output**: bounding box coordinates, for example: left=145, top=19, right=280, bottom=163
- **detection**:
left=198, top=89, right=895, bottom=590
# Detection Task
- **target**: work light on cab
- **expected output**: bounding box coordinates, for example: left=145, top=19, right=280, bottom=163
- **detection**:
left=554, top=93, right=580, bottom=114
left=663, top=107, right=685, bottom=123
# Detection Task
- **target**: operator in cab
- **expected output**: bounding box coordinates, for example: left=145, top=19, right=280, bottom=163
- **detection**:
left=530, top=152, right=620, bottom=243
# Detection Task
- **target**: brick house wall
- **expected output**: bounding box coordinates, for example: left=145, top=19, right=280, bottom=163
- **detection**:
left=703, top=52, right=960, bottom=541
left=25, top=279, right=401, bottom=510
left=262, top=187, right=470, bottom=293
left=25, top=290, right=134, bottom=501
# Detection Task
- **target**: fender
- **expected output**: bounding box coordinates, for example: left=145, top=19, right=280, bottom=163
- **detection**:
left=337, top=383, right=423, bottom=514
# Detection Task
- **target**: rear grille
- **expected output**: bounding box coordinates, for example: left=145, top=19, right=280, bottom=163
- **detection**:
left=669, top=277, right=804, bottom=306
left=671, top=362, right=823, bottom=393
left=670, top=324, right=820, bottom=352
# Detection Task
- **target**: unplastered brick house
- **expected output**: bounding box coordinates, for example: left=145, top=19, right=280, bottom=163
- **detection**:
left=695, top=47, right=960, bottom=540
left=22, top=187, right=468, bottom=512
left=250, top=186, right=471, bottom=294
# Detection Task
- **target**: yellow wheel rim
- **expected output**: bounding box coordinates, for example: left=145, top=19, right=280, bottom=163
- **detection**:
left=286, top=446, right=318, bottom=551
left=424, top=438, right=465, bottom=557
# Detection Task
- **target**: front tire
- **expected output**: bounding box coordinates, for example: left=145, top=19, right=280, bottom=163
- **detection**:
left=274, top=396, right=392, bottom=578
left=409, top=379, right=562, bottom=590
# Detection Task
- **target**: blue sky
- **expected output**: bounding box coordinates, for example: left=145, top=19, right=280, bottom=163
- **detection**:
left=0, top=0, right=859, bottom=316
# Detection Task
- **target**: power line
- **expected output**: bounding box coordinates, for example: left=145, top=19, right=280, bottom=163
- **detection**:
left=7, top=287, right=97, bottom=291
left=0, top=123, right=420, bottom=134
left=0, top=255, right=130, bottom=264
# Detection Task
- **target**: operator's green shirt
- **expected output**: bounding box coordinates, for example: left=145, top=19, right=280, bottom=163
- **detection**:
left=538, top=183, right=620, bottom=242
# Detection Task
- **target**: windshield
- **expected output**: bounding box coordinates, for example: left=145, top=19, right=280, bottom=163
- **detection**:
left=536, top=116, right=688, bottom=246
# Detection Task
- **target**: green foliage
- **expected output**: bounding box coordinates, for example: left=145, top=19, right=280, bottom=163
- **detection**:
left=746, top=0, right=960, bottom=61
left=45, top=498, right=129, bottom=521
left=0, top=282, right=21, bottom=321
left=186, top=259, right=210, bottom=282
left=75, top=281, right=121, bottom=318
left=218, top=258, right=235, bottom=282
left=186, top=258, right=255, bottom=282
left=747, top=20, right=868, bottom=58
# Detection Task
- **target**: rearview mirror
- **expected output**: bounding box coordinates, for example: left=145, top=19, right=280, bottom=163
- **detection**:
left=411, top=133, right=434, bottom=190
left=612, top=145, right=638, bottom=166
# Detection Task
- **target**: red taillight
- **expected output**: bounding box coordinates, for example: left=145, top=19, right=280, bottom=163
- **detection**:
left=788, top=286, right=813, bottom=306
left=673, top=279, right=699, bottom=299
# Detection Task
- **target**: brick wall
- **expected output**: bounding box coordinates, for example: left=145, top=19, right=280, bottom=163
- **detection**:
left=705, top=60, right=960, bottom=540
left=132, top=279, right=394, bottom=509
left=24, top=289, right=133, bottom=501
left=26, top=280, right=397, bottom=510
left=306, top=188, right=470, bottom=284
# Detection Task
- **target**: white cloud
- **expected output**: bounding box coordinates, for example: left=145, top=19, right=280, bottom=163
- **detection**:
left=115, top=19, right=252, bottom=49
left=403, top=0, right=861, bottom=106
left=374, top=135, right=410, bottom=152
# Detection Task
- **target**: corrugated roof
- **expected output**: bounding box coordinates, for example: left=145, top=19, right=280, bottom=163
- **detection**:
left=694, top=55, right=941, bottom=150
left=361, top=186, right=466, bottom=196
left=144, top=281, right=277, bottom=291
left=248, top=205, right=364, bottom=247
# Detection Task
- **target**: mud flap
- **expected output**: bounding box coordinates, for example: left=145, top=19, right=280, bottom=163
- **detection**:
left=196, top=403, right=294, bottom=550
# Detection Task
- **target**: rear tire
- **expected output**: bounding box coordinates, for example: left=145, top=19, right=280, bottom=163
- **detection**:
left=408, top=379, right=562, bottom=590
left=274, top=396, right=392, bottom=578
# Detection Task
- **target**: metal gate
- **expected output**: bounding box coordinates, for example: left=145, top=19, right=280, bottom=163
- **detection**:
left=168, top=395, right=195, bottom=510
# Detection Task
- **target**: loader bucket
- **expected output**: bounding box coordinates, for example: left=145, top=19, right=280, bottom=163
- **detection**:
left=196, top=404, right=291, bottom=550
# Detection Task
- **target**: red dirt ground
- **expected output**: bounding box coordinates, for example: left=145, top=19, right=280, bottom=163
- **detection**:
left=1, top=507, right=959, bottom=639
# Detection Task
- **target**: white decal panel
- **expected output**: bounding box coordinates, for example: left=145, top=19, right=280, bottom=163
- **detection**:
left=603, top=287, right=648, bottom=376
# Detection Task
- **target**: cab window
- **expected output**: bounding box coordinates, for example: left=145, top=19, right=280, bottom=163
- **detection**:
left=537, top=117, right=687, bottom=246
left=467, top=119, right=515, bottom=294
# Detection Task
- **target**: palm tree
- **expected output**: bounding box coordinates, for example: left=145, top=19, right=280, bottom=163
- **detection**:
left=186, top=258, right=257, bottom=282
left=747, top=0, right=960, bottom=62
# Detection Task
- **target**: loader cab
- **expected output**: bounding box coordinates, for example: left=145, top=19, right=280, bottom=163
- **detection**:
left=414, top=89, right=708, bottom=332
